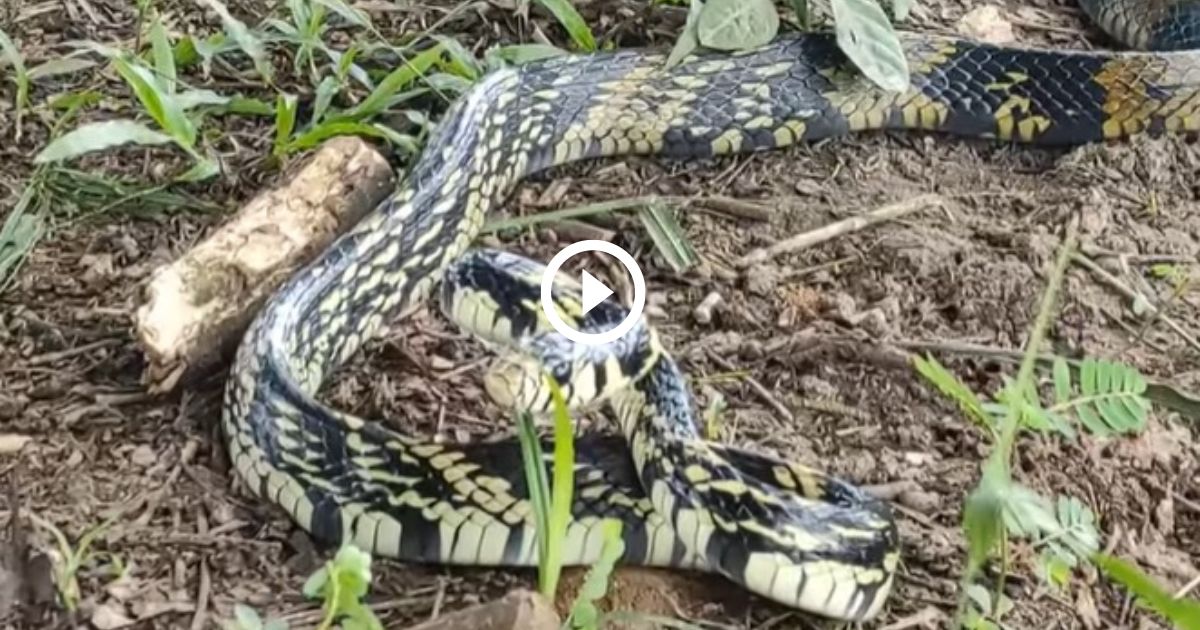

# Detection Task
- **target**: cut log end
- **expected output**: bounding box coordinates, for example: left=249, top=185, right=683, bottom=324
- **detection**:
left=134, top=137, right=396, bottom=393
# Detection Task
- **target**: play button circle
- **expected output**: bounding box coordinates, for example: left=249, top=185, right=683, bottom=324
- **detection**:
left=540, top=240, right=646, bottom=346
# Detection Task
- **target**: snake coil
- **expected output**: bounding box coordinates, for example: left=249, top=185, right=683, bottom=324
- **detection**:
left=223, top=0, right=1200, bottom=621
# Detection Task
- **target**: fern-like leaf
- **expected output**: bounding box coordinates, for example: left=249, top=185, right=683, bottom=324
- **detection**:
left=1048, top=358, right=1150, bottom=436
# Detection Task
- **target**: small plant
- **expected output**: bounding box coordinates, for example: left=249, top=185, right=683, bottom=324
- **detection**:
left=665, top=0, right=911, bottom=94
left=515, top=375, right=576, bottom=599
left=566, top=520, right=624, bottom=630
left=27, top=513, right=122, bottom=613
left=35, top=12, right=229, bottom=180
left=302, top=543, right=383, bottom=630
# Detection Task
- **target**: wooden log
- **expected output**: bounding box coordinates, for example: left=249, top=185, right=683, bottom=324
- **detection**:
left=133, top=137, right=396, bottom=392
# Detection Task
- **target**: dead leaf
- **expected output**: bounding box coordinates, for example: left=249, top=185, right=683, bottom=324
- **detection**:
left=958, top=6, right=1015, bottom=44
left=1075, top=588, right=1101, bottom=629
left=91, top=601, right=135, bottom=629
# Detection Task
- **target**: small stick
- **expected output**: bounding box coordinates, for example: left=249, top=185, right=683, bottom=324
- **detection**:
left=705, top=350, right=795, bottom=424
left=1071, top=253, right=1200, bottom=353
left=735, top=193, right=944, bottom=268
left=1175, top=574, right=1200, bottom=599
left=696, top=195, right=773, bottom=223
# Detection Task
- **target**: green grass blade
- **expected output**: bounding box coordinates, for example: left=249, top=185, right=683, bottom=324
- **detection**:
left=28, top=57, right=97, bottom=80
left=0, top=177, right=46, bottom=293
left=111, top=57, right=195, bottom=147
left=638, top=201, right=699, bottom=273
left=313, top=0, right=372, bottom=27
left=283, top=121, right=399, bottom=153
left=515, top=411, right=552, bottom=590
left=0, top=29, right=29, bottom=108
left=274, top=93, right=299, bottom=155
left=148, top=15, right=176, bottom=92
left=194, top=0, right=274, bottom=80
left=337, top=44, right=445, bottom=121
left=34, top=120, right=175, bottom=163
left=533, top=0, right=596, bottom=51
left=544, top=375, right=575, bottom=600
left=1094, top=554, right=1200, bottom=629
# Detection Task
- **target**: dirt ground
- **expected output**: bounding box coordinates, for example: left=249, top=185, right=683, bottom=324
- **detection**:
left=2, top=0, right=1199, bottom=628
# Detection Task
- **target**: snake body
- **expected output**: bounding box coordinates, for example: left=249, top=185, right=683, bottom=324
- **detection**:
left=223, top=0, right=1200, bottom=621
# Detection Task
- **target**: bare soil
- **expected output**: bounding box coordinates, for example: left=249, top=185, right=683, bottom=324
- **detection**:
left=1, top=0, right=1198, bottom=629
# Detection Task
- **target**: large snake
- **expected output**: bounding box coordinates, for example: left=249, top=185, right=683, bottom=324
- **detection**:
left=222, top=0, right=1200, bottom=621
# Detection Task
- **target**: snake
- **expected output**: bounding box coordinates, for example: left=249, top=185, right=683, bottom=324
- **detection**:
left=222, top=0, right=1200, bottom=622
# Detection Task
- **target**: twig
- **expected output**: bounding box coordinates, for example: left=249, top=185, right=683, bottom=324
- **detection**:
left=189, top=510, right=211, bottom=630
left=704, top=351, right=795, bottom=424
left=1174, top=574, right=1200, bottom=599
left=735, top=193, right=944, bottom=268
left=26, top=338, right=121, bottom=366
left=695, top=195, right=772, bottom=222
left=1071, top=253, right=1200, bottom=353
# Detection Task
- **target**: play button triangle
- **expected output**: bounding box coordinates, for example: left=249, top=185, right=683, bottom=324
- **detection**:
left=580, top=270, right=614, bottom=315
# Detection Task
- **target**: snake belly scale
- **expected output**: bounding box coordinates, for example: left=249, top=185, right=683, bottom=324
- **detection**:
left=223, top=0, right=1200, bottom=621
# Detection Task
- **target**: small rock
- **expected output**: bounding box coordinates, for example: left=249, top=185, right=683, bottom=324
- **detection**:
left=743, top=265, right=781, bottom=296
left=130, top=445, right=157, bottom=468
left=898, top=489, right=941, bottom=513
left=958, top=5, right=1015, bottom=44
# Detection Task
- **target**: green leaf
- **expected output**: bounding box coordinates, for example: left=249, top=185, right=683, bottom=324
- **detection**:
left=311, top=76, right=339, bottom=127
left=533, top=0, right=597, bottom=51
left=665, top=0, right=704, bottom=69
left=193, top=0, right=274, bottom=80
left=225, top=96, right=275, bottom=116
left=301, top=565, right=330, bottom=598
left=570, top=519, right=625, bottom=628
left=274, top=92, right=299, bottom=153
left=313, top=0, right=372, bottom=27
left=638, top=202, right=699, bottom=272
left=34, top=120, right=176, bottom=163
left=696, top=0, right=780, bottom=51
left=148, top=15, right=176, bottom=91
left=0, top=186, right=45, bottom=292
left=545, top=375, right=575, bottom=599
left=282, top=120, right=396, bottom=153
left=176, top=88, right=232, bottom=110
left=1048, top=358, right=1150, bottom=436
left=177, top=156, right=220, bottom=182
left=27, top=57, right=97, bottom=80
left=1094, top=554, right=1200, bottom=630
left=1002, top=483, right=1058, bottom=539
left=233, top=604, right=264, bottom=630
left=790, top=0, right=812, bottom=29
left=430, top=35, right=482, bottom=80
left=112, top=56, right=196, bottom=147
left=830, top=0, right=910, bottom=92
left=962, top=458, right=1008, bottom=575
left=913, top=354, right=995, bottom=434
left=486, top=43, right=568, bottom=67
left=1, top=29, right=31, bottom=124
left=338, top=44, right=445, bottom=121
left=516, top=411, right=553, bottom=593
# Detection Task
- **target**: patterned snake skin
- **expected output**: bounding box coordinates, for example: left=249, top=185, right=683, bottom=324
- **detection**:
left=221, top=0, right=1200, bottom=621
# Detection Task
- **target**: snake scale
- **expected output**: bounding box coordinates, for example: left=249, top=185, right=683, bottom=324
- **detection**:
left=222, top=0, right=1200, bottom=621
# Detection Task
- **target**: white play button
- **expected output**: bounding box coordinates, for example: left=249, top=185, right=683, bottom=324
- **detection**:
left=580, top=270, right=614, bottom=315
